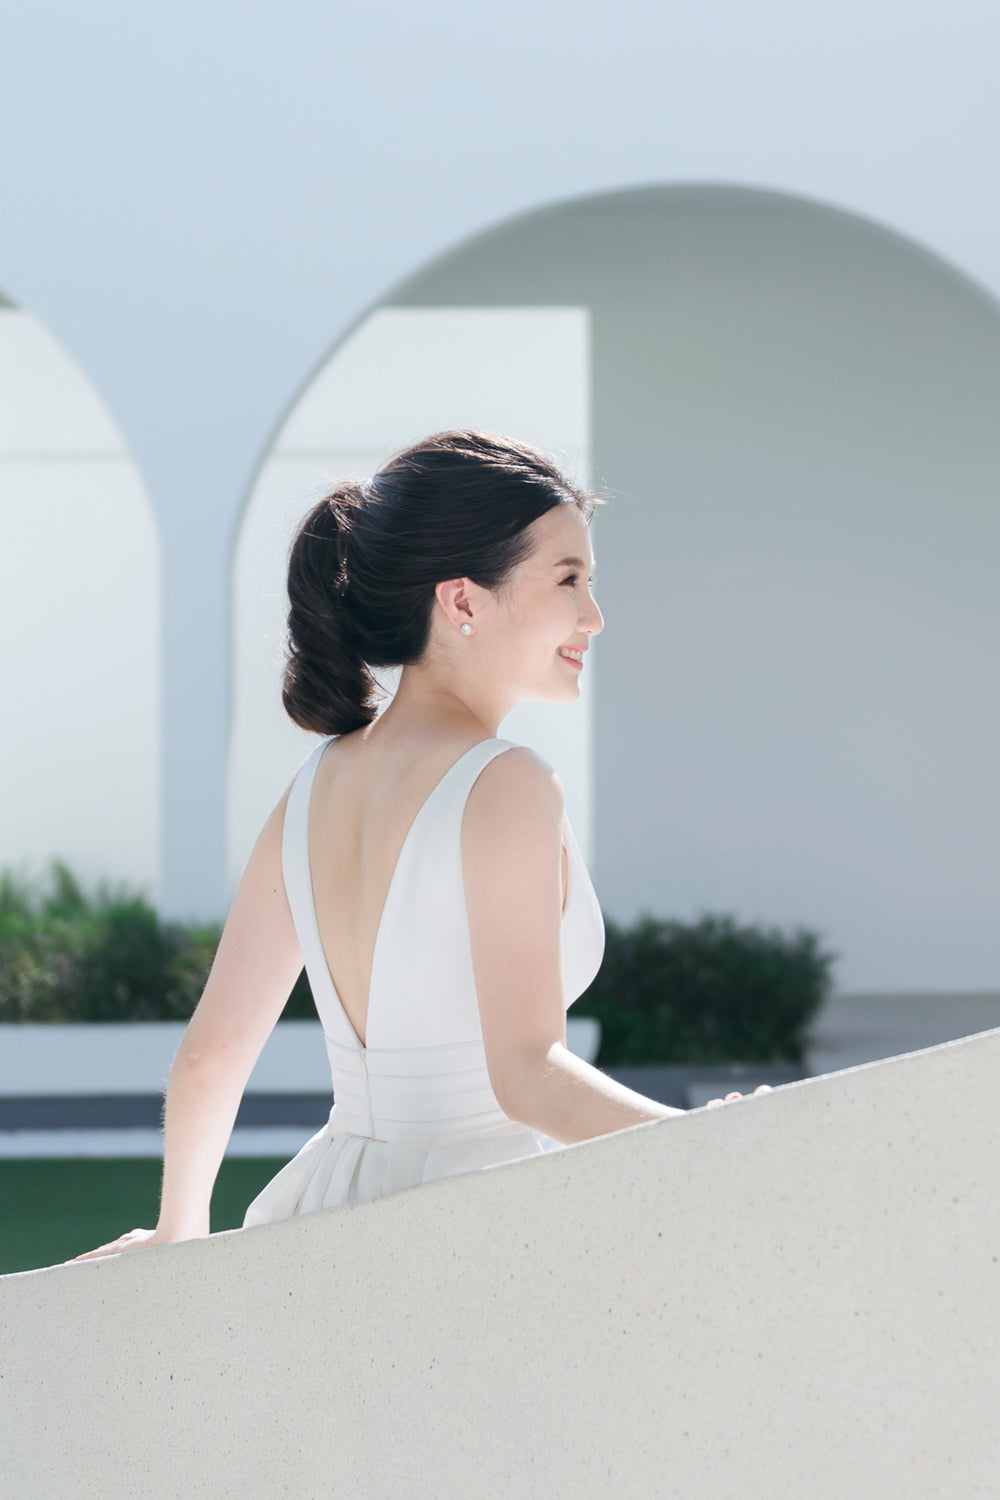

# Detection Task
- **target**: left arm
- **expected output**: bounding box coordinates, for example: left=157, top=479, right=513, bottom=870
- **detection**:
left=72, top=772, right=305, bottom=1259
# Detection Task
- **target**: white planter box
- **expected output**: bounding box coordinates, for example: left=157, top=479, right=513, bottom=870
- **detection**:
left=0, top=1016, right=602, bottom=1097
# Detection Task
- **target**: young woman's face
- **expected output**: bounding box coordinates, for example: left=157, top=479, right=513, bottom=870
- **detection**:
left=496, top=504, right=604, bottom=702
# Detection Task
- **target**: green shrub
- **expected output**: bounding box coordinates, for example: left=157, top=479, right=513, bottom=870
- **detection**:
left=572, top=911, right=835, bottom=1066
left=281, top=966, right=321, bottom=1019
left=0, top=860, right=318, bottom=1024
left=0, top=864, right=833, bottom=1063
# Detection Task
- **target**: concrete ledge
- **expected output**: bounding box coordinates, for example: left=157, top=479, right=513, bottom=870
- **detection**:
left=3, top=1028, right=1000, bottom=1496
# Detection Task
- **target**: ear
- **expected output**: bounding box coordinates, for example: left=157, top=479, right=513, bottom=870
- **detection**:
left=435, top=577, right=475, bottom=628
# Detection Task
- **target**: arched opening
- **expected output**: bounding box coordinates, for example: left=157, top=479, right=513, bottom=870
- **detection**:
left=232, top=184, right=1000, bottom=995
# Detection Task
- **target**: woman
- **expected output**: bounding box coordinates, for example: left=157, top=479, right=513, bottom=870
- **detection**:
left=74, top=429, right=763, bottom=1262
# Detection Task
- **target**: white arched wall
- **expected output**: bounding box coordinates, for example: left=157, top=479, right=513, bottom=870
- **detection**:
left=5, top=3, right=1000, bottom=927
left=228, top=306, right=593, bottom=896
left=0, top=298, right=160, bottom=900
left=374, top=183, right=1000, bottom=997
left=227, top=183, right=1000, bottom=999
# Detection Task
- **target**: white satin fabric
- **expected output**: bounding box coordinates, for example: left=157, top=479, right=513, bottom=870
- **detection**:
left=243, top=735, right=606, bottom=1225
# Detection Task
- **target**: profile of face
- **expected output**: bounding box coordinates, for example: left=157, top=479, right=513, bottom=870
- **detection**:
left=459, top=504, right=604, bottom=706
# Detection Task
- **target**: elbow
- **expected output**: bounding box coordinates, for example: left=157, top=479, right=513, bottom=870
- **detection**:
left=494, top=1077, right=530, bottom=1125
left=490, top=1043, right=558, bottom=1124
left=171, top=1037, right=240, bottom=1086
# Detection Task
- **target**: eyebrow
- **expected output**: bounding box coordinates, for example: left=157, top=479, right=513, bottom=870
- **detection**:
left=553, top=556, right=597, bottom=573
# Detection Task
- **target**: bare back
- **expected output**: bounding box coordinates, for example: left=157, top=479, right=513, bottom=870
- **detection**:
left=307, top=727, right=569, bottom=1050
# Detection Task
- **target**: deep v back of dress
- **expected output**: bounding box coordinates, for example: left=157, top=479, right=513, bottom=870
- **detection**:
left=243, top=734, right=605, bottom=1225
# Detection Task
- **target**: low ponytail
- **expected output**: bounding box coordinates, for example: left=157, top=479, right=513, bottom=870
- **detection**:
left=281, top=430, right=605, bottom=738
left=282, top=480, right=380, bottom=736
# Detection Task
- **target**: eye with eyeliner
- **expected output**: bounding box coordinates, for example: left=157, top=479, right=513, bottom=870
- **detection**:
left=561, top=574, right=596, bottom=587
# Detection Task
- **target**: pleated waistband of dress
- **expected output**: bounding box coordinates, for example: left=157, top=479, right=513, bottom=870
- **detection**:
left=321, top=1104, right=538, bottom=1150
left=321, top=1032, right=519, bottom=1142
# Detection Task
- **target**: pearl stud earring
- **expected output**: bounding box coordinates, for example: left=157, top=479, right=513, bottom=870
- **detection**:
left=460, top=623, right=472, bottom=634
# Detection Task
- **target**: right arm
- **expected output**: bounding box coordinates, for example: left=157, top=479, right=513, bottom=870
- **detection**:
left=463, top=748, right=686, bottom=1143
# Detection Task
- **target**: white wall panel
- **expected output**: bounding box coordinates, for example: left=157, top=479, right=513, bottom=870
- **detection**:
left=0, top=309, right=159, bottom=900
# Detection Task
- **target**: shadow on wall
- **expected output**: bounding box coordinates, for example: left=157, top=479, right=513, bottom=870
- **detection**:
left=374, top=182, right=1000, bottom=998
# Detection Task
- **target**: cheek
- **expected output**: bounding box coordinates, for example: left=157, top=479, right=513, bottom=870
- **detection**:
left=552, top=592, right=576, bottom=626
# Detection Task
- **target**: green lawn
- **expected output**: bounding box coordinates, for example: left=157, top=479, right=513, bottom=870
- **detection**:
left=0, top=1158, right=288, bottom=1276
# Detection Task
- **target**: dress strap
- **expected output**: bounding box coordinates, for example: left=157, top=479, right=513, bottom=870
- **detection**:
left=280, top=737, right=335, bottom=998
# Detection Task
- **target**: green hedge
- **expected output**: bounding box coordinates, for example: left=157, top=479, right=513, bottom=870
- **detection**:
left=0, top=862, right=834, bottom=1062
left=573, top=912, right=835, bottom=1066
left=0, top=860, right=316, bottom=1024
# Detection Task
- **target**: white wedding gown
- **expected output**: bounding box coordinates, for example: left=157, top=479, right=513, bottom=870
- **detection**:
left=243, top=735, right=606, bottom=1226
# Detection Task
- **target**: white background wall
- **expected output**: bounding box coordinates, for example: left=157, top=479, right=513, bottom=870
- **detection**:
left=0, top=306, right=160, bottom=899
left=385, top=188, right=1000, bottom=995
left=0, top=3, right=997, bottom=990
left=0, top=2, right=996, bottom=927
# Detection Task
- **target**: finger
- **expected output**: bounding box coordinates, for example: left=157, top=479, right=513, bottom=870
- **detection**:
left=724, top=1091, right=742, bottom=1101
left=753, top=1084, right=773, bottom=1094
left=69, top=1228, right=149, bottom=1262
left=70, top=1237, right=136, bottom=1260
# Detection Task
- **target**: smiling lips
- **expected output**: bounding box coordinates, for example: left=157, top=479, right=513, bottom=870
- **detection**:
left=558, top=647, right=585, bottom=667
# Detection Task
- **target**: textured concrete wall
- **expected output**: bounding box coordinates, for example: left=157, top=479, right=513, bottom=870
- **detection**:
left=3, top=1031, right=999, bottom=1498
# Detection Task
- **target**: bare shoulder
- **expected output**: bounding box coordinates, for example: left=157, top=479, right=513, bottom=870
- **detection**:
left=465, top=744, right=564, bottom=825
left=255, top=768, right=297, bottom=857
left=462, top=745, right=565, bottom=894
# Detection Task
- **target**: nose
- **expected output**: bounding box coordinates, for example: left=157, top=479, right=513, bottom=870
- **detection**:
left=583, top=594, right=604, bottom=636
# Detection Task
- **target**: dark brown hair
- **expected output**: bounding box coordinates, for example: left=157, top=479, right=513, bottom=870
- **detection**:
left=282, top=429, right=603, bottom=736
